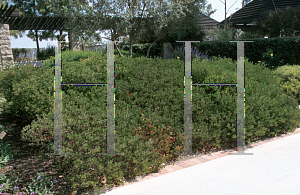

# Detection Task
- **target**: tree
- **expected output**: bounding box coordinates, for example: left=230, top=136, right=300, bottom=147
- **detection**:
left=200, top=0, right=243, bottom=41
left=162, top=0, right=216, bottom=43
left=0, top=1, right=27, bottom=39
left=79, top=0, right=200, bottom=58
left=33, top=0, right=125, bottom=57
left=199, top=0, right=217, bottom=17
left=43, top=0, right=108, bottom=49
left=250, top=6, right=300, bottom=38
left=201, top=20, right=242, bottom=41
left=134, top=0, right=217, bottom=58
left=242, top=0, right=252, bottom=8
left=274, top=6, right=300, bottom=37
left=9, top=0, right=98, bottom=56
left=218, top=0, right=240, bottom=27
left=8, top=0, right=58, bottom=57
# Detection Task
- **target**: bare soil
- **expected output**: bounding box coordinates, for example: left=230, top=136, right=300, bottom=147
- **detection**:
left=0, top=108, right=78, bottom=195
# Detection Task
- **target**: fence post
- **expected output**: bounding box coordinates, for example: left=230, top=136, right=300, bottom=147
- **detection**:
left=162, top=43, right=173, bottom=59
left=46, top=40, right=124, bottom=157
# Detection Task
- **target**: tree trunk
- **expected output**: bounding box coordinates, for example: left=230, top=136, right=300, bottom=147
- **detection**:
left=129, top=30, right=139, bottom=59
left=128, top=4, right=146, bottom=59
left=59, top=30, right=63, bottom=49
left=35, top=30, right=39, bottom=60
left=110, top=28, right=123, bottom=57
left=33, top=0, right=39, bottom=61
left=115, top=42, right=123, bottom=57
left=128, top=27, right=142, bottom=59
left=59, top=30, right=67, bottom=50
left=129, top=38, right=133, bottom=59
left=68, top=30, right=73, bottom=51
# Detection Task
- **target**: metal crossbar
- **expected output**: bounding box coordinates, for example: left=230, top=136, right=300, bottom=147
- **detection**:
left=46, top=40, right=253, bottom=158
left=174, top=41, right=253, bottom=156
left=46, top=41, right=124, bottom=157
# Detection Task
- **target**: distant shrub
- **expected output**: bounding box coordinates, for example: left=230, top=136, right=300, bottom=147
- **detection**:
left=161, top=44, right=215, bottom=63
left=37, top=45, right=70, bottom=61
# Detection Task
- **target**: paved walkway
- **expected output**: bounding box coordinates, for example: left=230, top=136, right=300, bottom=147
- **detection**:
left=85, top=127, right=300, bottom=195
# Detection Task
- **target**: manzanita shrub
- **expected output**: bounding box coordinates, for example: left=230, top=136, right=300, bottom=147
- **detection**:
left=0, top=63, right=44, bottom=123
left=1, top=49, right=300, bottom=193
left=191, top=57, right=300, bottom=151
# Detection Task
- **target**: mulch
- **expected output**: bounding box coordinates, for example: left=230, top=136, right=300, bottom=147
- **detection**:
left=0, top=109, right=77, bottom=195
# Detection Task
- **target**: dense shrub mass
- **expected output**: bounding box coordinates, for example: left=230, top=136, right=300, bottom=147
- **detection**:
left=0, top=49, right=300, bottom=193
left=271, top=64, right=300, bottom=105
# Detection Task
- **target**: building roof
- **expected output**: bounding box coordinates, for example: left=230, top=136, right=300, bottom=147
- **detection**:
left=198, top=13, right=219, bottom=31
left=217, top=0, right=300, bottom=31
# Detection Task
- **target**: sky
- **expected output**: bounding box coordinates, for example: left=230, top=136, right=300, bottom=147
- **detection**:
left=5, top=0, right=249, bottom=57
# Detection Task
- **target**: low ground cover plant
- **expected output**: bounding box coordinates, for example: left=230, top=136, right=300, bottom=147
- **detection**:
left=0, top=125, right=57, bottom=195
left=0, top=48, right=300, bottom=194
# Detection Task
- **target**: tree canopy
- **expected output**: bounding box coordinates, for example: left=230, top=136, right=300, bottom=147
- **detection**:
left=68, top=0, right=210, bottom=57
left=253, top=5, right=300, bottom=38
left=2, top=0, right=220, bottom=57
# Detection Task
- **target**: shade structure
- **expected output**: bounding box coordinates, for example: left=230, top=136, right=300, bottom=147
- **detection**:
left=0, top=1, right=229, bottom=71
left=0, top=2, right=87, bottom=71
left=0, top=3, right=69, bottom=31
left=217, top=0, right=300, bottom=32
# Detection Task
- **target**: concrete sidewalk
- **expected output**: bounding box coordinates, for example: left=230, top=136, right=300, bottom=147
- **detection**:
left=94, top=128, right=300, bottom=195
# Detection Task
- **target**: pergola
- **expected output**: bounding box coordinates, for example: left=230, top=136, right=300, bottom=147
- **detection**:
left=217, top=0, right=300, bottom=36
left=0, top=2, right=234, bottom=71
left=0, top=3, right=89, bottom=71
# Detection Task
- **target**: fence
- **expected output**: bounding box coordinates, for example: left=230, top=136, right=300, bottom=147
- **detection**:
left=45, top=41, right=123, bottom=157
left=86, top=44, right=107, bottom=53
left=45, top=40, right=253, bottom=160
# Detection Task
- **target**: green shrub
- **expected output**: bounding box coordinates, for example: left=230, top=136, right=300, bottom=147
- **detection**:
left=0, top=96, right=6, bottom=108
left=1, top=50, right=300, bottom=193
left=0, top=63, right=43, bottom=122
left=191, top=57, right=300, bottom=150
left=36, top=44, right=70, bottom=61
left=271, top=64, right=300, bottom=104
